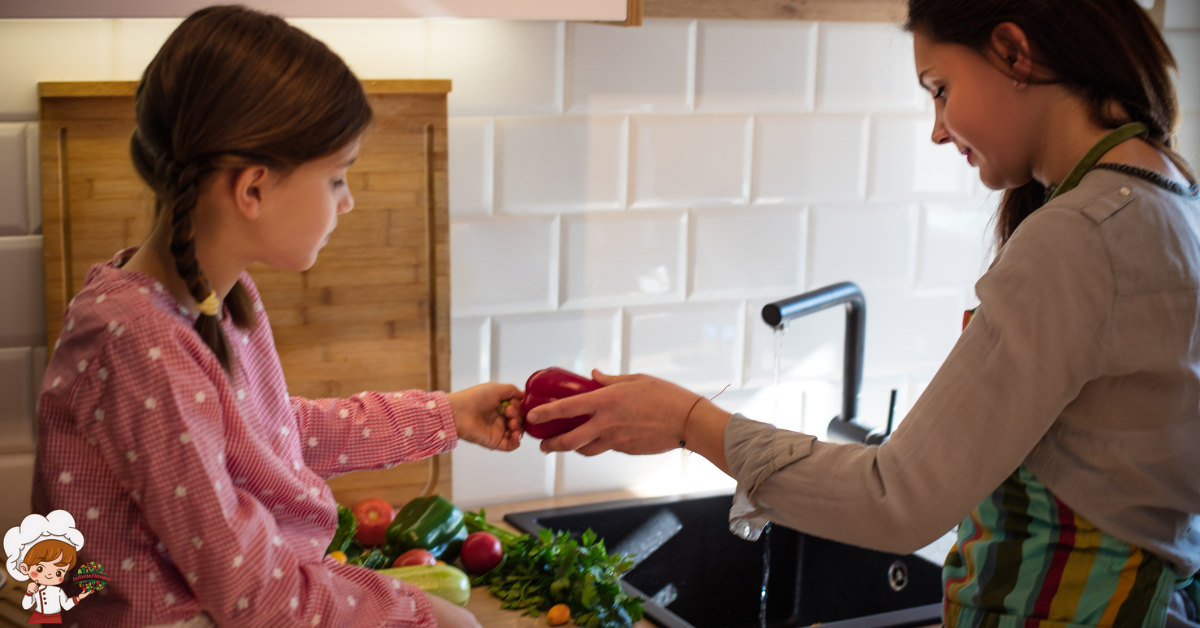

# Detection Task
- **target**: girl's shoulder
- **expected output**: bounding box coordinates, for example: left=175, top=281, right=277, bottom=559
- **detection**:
left=44, top=252, right=223, bottom=402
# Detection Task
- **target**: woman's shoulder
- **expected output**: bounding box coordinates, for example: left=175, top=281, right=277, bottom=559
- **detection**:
left=1049, top=167, right=1199, bottom=226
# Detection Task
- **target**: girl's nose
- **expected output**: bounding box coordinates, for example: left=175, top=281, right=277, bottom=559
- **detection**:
left=338, top=189, right=354, bottom=215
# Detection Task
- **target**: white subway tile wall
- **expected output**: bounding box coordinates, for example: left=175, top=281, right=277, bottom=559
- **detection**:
left=561, top=210, right=685, bottom=307
left=447, top=117, right=494, bottom=216
left=0, top=19, right=113, bottom=118
left=1167, top=0, right=1200, bottom=28
left=0, top=236, right=45, bottom=347
left=1167, top=30, right=1200, bottom=112
left=0, top=347, right=34, bottom=455
left=0, top=8, right=1196, bottom=508
left=694, top=20, right=816, bottom=113
left=753, top=114, right=867, bottom=204
left=495, top=115, right=625, bottom=213
left=450, top=215, right=557, bottom=315
left=289, top=19, right=425, bottom=79
left=808, top=204, right=919, bottom=289
left=566, top=20, right=693, bottom=113
left=689, top=206, right=806, bottom=297
left=630, top=114, right=751, bottom=207
left=814, top=23, right=923, bottom=112
left=0, top=123, right=28, bottom=235
left=425, top=20, right=563, bottom=116
left=111, top=19, right=182, bottom=80
left=870, top=114, right=975, bottom=200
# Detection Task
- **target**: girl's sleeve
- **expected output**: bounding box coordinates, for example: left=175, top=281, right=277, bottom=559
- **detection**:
left=722, top=204, right=1116, bottom=554
left=290, top=391, right=457, bottom=480
left=82, top=322, right=438, bottom=628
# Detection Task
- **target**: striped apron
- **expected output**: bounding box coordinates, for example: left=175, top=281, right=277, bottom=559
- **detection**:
left=942, top=465, right=1195, bottom=628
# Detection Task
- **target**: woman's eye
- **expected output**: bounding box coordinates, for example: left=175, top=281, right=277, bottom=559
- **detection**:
left=332, top=178, right=346, bottom=189
left=934, top=86, right=946, bottom=100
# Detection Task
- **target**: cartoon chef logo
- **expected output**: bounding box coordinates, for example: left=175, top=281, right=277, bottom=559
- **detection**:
left=4, top=510, right=103, bottom=624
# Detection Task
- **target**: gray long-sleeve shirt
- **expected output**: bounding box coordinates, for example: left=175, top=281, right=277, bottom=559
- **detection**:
left=725, top=168, right=1200, bottom=577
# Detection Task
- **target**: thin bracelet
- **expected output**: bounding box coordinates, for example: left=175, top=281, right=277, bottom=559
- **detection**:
left=679, top=395, right=704, bottom=449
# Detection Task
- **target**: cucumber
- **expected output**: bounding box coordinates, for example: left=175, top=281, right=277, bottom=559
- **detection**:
left=379, top=564, right=471, bottom=607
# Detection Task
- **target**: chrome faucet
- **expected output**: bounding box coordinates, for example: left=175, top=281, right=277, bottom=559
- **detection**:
left=762, top=282, right=893, bottom=445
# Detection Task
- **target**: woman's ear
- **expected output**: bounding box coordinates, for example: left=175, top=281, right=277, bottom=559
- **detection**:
left=231, top=165, right=272, bottom=220
left=992, top=22, right=1035, bottom=85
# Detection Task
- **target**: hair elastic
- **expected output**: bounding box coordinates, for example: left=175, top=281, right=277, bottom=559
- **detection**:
left=197, top=291, right=221, bottom=317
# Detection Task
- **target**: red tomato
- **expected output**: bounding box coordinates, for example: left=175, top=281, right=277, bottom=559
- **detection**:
left=392, top=549, right=438, bottom=568
left=351, top=498, right=396, bottom=547
left=460, top=532, right=504, bottom=574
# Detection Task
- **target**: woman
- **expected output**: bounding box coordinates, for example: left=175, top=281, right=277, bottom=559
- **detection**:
left=528, top=0, right=1200, bottom=625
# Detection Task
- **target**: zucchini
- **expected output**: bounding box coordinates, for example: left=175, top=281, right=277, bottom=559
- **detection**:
left=379, top=564, right=471, bottom=607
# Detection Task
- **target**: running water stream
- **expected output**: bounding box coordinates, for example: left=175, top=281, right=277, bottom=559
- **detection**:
left=760, top=327, right=785, bottom=628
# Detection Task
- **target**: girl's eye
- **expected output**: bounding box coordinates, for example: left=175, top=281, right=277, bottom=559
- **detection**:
left=934, top=86, right=946, bottom=100
left=332, top=178, right=346, bottom=189
left=34, top=566, right=42, bottom=573
left=56, top=570, right=63, bottom=577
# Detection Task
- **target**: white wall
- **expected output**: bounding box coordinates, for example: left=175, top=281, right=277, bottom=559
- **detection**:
left=0, top=4, right=1197, bottom=525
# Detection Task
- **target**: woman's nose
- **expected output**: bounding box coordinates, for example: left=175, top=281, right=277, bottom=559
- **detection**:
left=931, top=110, right=953, bottom=145
left=338, top=189, right=355, bottom=215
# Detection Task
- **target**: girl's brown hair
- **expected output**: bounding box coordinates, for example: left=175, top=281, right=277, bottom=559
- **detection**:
left=23, top=540, right=77, bottom=570
left=130, top=5, right=374, bottom=370
left=904, top=0, right=1186, bottom=248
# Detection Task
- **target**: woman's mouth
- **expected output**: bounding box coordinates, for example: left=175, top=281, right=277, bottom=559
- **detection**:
left=961, top=146, right=974, bottom=166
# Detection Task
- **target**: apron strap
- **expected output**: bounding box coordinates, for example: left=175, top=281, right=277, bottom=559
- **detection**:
left=1048, top=122, right=1147, bottom=201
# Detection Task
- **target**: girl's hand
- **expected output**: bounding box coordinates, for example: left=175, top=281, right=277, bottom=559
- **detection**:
left=426, top=590, right=482, bottom=628
left=26, top=582, right=39, bottom=594
left=78, top=590, right=94, bottom=600
left=447, top=384, right=523, bottom=451
left=528, top=370, right=709, bottom=456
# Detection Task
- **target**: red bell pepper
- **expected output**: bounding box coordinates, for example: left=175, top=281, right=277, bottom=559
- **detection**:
left=519, top=367, right=603, bottom=439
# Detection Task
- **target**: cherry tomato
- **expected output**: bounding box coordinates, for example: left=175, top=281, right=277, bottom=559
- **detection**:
left=351, top=497, right=396, bottom=547
left=392, top=549, right=438, bottom=568
left=328, top=551, right=347, bottom=564
left=460, top=532, right=503, bottom=574
left=548, top=603, right=571, bottom=626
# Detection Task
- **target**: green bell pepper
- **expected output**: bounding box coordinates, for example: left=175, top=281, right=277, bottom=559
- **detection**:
left=325, top=504, right=358, bottom=555
left=384, top=494, right=467, bottom=562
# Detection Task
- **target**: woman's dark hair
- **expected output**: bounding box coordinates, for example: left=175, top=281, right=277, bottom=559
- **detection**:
left=905, top=0, right=1186, bottom=248
left=130, top=5, right=374, bottom=371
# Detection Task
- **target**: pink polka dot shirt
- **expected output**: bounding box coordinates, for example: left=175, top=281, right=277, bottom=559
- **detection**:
left=33, top=252, right=457, bottom=627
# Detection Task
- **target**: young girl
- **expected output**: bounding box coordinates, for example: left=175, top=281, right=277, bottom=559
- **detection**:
left=33, top=7, right=520, bottom=627
left=529, top=0, right=1200, bottom=625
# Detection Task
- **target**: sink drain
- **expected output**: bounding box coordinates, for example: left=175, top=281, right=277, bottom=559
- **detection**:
left=887, top=560, right=909, bottom=592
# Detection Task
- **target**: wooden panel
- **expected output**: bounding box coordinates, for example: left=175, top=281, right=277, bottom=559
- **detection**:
left=644, top=0, right=905, bottom=22
left=642, top=0, right=1165, bottom=26
left=2, top=0, right=629, bottom=21
left=39, top=80, right=453, bottom=509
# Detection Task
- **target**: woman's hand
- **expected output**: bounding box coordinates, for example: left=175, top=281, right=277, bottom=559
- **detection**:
left=426, top=592, right=482, bottom=628
left=527, top=370, right=733, bottom=468
left=447, top=383, right=523, bottom=452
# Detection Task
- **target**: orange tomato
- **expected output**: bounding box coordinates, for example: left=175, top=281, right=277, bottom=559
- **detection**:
left=328, top=551, right=347, bottom=564
left=547, top=603, right=570, bottom=626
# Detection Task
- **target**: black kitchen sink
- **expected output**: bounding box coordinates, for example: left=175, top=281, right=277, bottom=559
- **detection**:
left=505, top=493, right=944, bottom=628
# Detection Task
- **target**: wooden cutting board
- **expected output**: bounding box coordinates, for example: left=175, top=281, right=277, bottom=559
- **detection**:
left=38, top=80, right=454, bottom=507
